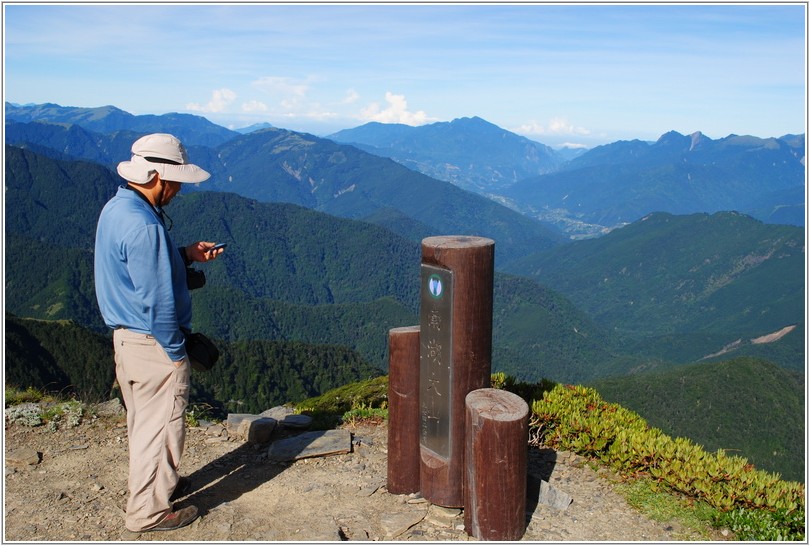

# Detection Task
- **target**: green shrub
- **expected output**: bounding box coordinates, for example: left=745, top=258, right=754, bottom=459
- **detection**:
left=716, top=506, right=806, bottom=541
left=185, top=402, right=218, bottom=428
left=5, top=386, right=48, bottom=407
left=342, top=401, right=388, bottom=425
left=491, top=372, right=556, bottom=403
left=530, top=383, right=804, bottom=539
left=296, top=375, right=389, bottom=429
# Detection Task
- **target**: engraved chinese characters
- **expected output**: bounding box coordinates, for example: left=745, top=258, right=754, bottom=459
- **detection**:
left=420, top=266, right=454, bottom=458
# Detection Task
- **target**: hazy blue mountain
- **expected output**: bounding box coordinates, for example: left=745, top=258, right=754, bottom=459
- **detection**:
left=5, top=119, right=221, bottom=180
left=741, top=184, right=805, bottom=226
left=5, top=119, right=137, bottom=168
left=505, top=211, right=804, bottom=369
left=235, top=122, right=275, bottom=133
left=6, top=117, right=564, bottom=265
left=503, top=131, right=805, bottom=236
left=5, top=102, right=239, bottom=147
left=327, top=116, right=563, bottom=193
left=175, top=127, right=566, bottom=265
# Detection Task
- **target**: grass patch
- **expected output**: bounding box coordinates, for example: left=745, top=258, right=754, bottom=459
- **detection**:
left=341, top=402, right=388, bottom=426
left=5, top=386, right=53, bottom=407
left=613, top=476, right=724, bottom=540
left=295, top=375, right=389, bottom=429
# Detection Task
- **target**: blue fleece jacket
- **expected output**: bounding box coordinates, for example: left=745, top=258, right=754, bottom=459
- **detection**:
left=94, top=186, right=191, bottom=362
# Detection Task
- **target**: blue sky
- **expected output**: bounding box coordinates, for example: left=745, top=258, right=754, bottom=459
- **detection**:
left=3, top=3, right=806, bottom=148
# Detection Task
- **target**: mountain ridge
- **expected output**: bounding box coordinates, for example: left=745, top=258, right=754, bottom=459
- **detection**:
left=328, top=115, right=562, bottom=193
left=588, top=356, right=804, bottom=482
left=5, top=116, right=565, bottom=265
left=503, top=210, right=804, bottom=366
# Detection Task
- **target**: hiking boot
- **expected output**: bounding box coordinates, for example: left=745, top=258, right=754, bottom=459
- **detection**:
left=170, top=476, right=191, bottom=501
left=146, top=505, right=198, bottom=532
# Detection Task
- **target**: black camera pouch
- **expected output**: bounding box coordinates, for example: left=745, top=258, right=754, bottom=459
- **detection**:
left=184, top=331, right=220, bottom=372
left=186, top=267, right=206, bottom=290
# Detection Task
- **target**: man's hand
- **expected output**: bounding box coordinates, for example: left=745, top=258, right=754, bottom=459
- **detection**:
left=184, top=242, right=225, bottom=263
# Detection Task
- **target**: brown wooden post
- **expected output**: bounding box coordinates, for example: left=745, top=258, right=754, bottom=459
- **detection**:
left=419, top=235, right=495, bottom=508
left=464, top=388, right=529, bottom=541
left=387, top=325, right=421, bottom=495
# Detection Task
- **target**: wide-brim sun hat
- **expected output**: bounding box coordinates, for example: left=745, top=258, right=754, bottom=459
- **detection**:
left=117, top=133, right=210, bottom=184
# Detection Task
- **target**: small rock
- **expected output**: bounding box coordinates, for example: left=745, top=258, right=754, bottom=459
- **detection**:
left=280, top=414, right=312, bottom=429
left=431, top=505, right=462, bottom=518
left=247, top=417, right=277, bottom=444
left=260, top=406, right=295, bottom=420
left=234, top=416, right=277, bottom=443
left=7, top=448, right=41, bottom=466
left=205, top=423, right=227, bottom=437
left=94, top=399, right=125, bottom=417
left=225, top=413, right=257, bottom=431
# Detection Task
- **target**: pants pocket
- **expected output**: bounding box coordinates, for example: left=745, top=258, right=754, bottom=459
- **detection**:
left=172, top=380, right=189, bottom=419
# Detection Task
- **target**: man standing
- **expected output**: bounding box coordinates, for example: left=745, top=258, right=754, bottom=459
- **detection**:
left=94, top=133, right=223, bottom=533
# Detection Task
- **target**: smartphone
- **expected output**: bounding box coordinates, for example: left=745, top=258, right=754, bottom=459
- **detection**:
left=211, top=243, right=228, bottom=251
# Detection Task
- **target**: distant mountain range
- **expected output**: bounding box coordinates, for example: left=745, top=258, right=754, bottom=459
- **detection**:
left=505, top=131, right=805, bottom=236
left=5, top=102, right=238, bottom=147
left=328, top=116, right=562, bottom=193
left=5, top=108, right=563, bottom=266
left=8, top=101, right=803, bottom=239
left=327, top=117, right=804, bottom=238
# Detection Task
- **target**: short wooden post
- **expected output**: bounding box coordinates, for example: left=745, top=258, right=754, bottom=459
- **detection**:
left=464, top=388, right=529, bottom=541
left=387, top=326, right=421, bottom=495
left=420, top=235, right=495, bottom=508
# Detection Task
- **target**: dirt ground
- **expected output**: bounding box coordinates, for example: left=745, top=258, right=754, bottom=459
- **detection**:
left=4, top=403, right=723, bottom=542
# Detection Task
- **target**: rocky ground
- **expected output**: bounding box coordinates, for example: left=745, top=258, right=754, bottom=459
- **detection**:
left=4, top=401, right=726, bottom=542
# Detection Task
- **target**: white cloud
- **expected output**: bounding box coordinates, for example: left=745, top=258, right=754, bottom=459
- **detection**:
left=359, top=92, right=433, bottom=125
left=514, top=117, right=591, bottom=136
left=186, top=88, right=237, bottom=113
left=343, top=88, right=360, bottom=104
left=252, top=76, right=309, bottom=109
left=241, top=100, right=268, bottom=112
left=558, top=142, right=590, bottom=149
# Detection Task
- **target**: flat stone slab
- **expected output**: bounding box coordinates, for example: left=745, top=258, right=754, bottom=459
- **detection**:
left=379, top=508, right=429, bottom=539
left=7, top=448, right=41, bottom=466
left=538, top=479, right=573, bottom=510
left=260, top=406, right=295, bottom=420
left=279, top=414, right=312, bottom=429
left=267, top=429, right=351, bottom=462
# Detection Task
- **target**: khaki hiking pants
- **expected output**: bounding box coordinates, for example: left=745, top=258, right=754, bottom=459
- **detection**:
left=113, top=328, right=190, bottom=532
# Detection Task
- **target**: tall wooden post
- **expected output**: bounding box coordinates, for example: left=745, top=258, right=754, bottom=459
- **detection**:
left=387, top=326, right=421, bottom=495
left=419, top=235, right=494, bottom=508
left=464, top=388, right=529, bottom=541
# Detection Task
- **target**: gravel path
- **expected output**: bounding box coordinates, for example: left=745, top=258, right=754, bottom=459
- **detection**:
left=4, top=408, right=718, bottom=542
